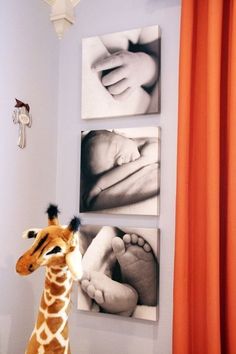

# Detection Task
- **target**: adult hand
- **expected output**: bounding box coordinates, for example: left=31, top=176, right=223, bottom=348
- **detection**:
left=83, top=185, right=102, bottom=208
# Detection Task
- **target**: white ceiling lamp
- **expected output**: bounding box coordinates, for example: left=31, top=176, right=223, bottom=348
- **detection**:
left=44, top=0, right=81, bottom=39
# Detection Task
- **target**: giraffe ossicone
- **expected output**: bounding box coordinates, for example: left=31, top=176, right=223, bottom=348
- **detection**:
left=16, top=204, right=82, bottom=354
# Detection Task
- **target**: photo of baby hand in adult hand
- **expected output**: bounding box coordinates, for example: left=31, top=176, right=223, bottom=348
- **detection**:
left=92, top=50, right=158, bottom=101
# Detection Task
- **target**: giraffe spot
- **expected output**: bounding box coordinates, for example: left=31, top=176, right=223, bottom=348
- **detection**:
left=50, top=268, right=62, bottom=274
left=50, top=282, right=66, bottom=296
left=36, top=311, right=45, bottom=329
left=46, top=317, right=64, bottom=334
left=40, top=330, right=47, bottom=340
left=40, top=295, right=47, bottom=310
left=45, top=291, right=52, bottom=302
left=27, top=333, right=41, bottom=353
left=56, top=274, right=67, bottom=283
left=61, top=325, right=69, bottom=340
left=44, top=337, right=65, bottom=353
left=45, top=277, right=51, bottom=290
left=48, top=299, right=65, bottom=313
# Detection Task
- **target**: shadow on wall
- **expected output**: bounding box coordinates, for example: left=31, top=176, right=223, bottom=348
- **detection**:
left=0, top=255, right=34, bottom=354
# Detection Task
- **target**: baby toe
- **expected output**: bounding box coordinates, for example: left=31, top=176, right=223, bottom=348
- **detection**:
left=94, top=289, right=104, bottom=304
left=87, top=284, right=96, bottom=298
left=123, top=234, right=131, bottom=244
left=144, top=243, right=152, bottom=252
left=138, top=237, right=145, bottom=247
left=131, top=234, right=138, bottom=244
left=112, top=237, right=126, bottom=256
left=81, top=279, right=90, bottom=291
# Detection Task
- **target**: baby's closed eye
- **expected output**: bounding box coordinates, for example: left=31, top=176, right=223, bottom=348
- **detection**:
left=116, top=156, right=125, bottom=166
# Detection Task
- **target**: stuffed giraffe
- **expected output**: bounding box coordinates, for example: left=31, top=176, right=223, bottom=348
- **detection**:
left=16, top=204, right=83, bottom=354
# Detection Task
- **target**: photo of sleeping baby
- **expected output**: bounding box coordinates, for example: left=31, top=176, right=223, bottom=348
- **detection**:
left=80, top=126, right=161, bottom=216
left=81, top=24, right=161, bottom=119
left=77, top=225, right=160, bottom=321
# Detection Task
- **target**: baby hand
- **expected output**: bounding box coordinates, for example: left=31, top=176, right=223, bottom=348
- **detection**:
left=92, top=50, right=158, bottom=100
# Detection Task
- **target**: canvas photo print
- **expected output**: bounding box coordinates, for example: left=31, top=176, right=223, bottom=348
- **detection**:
left=77, top=225, right=160, bottom=321
left=80, top=126, right=161, bottom=216
left=81, top=25, right=161, bottom=119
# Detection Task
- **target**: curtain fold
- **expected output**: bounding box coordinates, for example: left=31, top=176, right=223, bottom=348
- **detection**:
left=173, top=0, right=236, bottom=353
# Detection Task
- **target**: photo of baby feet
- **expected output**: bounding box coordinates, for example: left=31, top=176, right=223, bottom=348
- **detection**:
left=81, top=270, right=138, bottom=316
left=112, top=234, right=157, bottom=306
left=77, top=225, right=160, bottom=321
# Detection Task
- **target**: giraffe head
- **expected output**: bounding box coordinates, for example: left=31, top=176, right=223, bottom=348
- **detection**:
left=16, top=204, right=81, bottom=277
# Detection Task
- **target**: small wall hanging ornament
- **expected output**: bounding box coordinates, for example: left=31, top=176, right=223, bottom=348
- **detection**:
left=12, top=99, right=32, bottom=149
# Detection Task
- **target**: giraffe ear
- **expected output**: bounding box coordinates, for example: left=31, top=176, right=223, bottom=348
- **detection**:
left=64, top=217, right=82, bottom=280
left=66, top=243, right=83, bottom=280
left=22, top=228, right=41, bottom=239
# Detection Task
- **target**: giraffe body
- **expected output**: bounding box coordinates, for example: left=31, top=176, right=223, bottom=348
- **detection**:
left=16, top=205, right=81, bottom=354
left=27, top=266, right=72, bottom=354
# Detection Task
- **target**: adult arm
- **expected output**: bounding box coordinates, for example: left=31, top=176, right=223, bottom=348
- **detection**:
left=85, top=154, right=157, bottom=207
left=90, top=163, right=159, bottom=210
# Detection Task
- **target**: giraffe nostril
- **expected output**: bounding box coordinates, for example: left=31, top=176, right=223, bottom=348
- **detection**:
left=28, top=264, right=34, bottom=272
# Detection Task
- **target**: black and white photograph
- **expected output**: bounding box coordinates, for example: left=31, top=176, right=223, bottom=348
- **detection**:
left=77, top=225, right=160, bottom=321
left=81, top=25, right=161, bottom=119
left=80, top=126, right=161, bottom=216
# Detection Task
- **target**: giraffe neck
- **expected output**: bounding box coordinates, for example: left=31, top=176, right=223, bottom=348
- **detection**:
left=27, top=265, right=73, bottom=354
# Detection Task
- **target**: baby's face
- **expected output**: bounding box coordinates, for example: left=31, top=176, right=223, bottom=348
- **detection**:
left=114, top=133, right=140, bottom=166
left=89, top=132, right=140, bottom=175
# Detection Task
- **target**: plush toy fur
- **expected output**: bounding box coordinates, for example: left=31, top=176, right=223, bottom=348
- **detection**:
left=16, top=204, right=82, bottom=354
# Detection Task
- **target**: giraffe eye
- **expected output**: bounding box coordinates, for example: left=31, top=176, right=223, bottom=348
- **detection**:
left=46, top=246, right=62, bottom=255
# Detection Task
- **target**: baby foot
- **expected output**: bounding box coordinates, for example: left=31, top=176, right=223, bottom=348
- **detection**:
left=112, top=234, right=158, bottom=306
left=81, top=271, right=138, bottom=316
left=81, top=226, right=120, bottom=277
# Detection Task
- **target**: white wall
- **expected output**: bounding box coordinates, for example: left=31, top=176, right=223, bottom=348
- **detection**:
left=56, top=1, right=180, bottom=354
left=0, top=1, right=59, bottom=353
left=0, top=1, right=180, bottom=353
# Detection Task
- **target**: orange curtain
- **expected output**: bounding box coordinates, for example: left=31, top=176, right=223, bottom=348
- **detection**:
left=173, top=0, right=236, bottom=353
